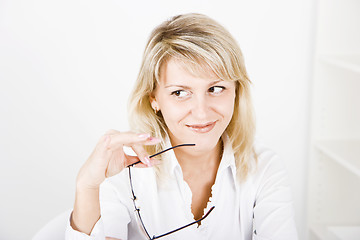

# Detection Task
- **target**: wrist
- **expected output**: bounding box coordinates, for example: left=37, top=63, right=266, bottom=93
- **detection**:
left=76, top=181, right=100, bottom=194
left=76, top=172, right=102, bottom=192
left=76, top=180, right=100, bottom=192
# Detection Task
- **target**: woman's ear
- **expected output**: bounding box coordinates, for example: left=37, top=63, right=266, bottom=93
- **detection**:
left=149, top=92, right=159, bottom=112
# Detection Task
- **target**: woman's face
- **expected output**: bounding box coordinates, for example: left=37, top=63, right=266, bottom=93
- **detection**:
left=150, top=58, right=236, bottom=152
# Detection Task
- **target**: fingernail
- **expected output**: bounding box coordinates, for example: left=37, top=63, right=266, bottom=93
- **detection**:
left=144, top=156, right=151, bottom=167
left=138, top=133, right=150, bottom=139
left=148, top=137, right=161, bottom=143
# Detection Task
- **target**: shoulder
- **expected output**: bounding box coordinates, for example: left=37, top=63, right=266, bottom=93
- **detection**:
left=247, top=140, right=290, bottom=189
left=253, top=140, right=287, bottom=175
left=245, top=140, right=293, bottom=202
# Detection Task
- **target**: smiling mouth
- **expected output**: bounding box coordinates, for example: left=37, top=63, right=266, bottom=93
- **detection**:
left=186, top=121, right=217, bottom=133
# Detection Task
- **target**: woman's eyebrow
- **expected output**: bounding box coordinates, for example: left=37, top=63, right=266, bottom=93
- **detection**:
left=164, top=80, right=223, bottom=89
left=164, top=84, right=191, bottom=89
left=209, top=80, right=223, bottom=86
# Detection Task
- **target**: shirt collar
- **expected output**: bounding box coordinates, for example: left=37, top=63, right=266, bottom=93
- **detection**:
left=163, top=132, right=237, bottom=184
left=217, top=133, right=237, bottom=183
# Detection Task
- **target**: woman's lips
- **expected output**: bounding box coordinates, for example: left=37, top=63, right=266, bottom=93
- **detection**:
left=186, top=121, right=216, bottom=133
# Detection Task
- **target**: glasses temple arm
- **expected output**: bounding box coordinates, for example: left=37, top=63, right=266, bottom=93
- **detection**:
left=127, top=143, right=195, bottom=168
left=152, top=206, right=215, bottom=239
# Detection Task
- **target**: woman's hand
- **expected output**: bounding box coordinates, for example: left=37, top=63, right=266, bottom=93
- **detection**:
left=76, top=129, right=161, bottom=191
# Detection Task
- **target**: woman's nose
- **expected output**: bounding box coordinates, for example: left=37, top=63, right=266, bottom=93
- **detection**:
left=191, top=95, right=210, bottom=119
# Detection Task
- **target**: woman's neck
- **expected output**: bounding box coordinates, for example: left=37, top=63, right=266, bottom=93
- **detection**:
left=173, top=139, right=223, bottom=175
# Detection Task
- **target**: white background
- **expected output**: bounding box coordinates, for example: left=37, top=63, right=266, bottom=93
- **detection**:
left=0, top=0, right=314, bottom=239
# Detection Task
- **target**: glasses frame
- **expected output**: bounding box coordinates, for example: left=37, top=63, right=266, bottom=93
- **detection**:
left=126, top=143, right=215, bottom=240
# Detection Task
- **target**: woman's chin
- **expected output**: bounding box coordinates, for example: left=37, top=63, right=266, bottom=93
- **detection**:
left=169, top=129, right=222, bottom=152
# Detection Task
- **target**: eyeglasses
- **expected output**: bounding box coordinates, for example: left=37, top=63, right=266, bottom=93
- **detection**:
left=126, top=143, right=215, bottom=240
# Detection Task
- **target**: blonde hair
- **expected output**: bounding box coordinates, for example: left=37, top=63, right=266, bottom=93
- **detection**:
left=128, top=13, right=257, bottom=182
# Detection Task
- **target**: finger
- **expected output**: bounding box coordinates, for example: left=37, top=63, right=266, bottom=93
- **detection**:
left=125, top=155, right=161, bottom=168
left=131, top=144, right=152, bottom=167
left=108, top=132, right=160, bottom=148
left=96, top=129, right=120, bottom=147
left=95, top=133, right=113, bottom=151
left=92, top=135, right=112, bottom=159
left=95, top=129, right=129, bottom=149
left=143, top=136, right=162, bottom=146
left=104, top=129, right=120, bottom=135
left=94, top=132, right=144, bottom=153
left=125, top=155, right=148, bottom=168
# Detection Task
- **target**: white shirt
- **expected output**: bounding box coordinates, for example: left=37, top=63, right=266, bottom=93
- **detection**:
left=66, top=134, right=298, bottom=240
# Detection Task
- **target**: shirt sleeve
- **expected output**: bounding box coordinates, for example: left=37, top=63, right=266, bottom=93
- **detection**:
left=99, top=178, right=131, bottom=239
left=252, top=153, right=298, bottom=240
left=65, top=177, right=131, bottom=240
left=65, top=213, right=105, bottom=240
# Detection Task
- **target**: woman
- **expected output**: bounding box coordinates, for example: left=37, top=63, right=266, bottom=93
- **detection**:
left=66, top=13, right=298, bottom=240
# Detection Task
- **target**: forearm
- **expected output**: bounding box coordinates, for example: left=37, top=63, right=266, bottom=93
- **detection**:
left=71, top=187, right=101, bottom=235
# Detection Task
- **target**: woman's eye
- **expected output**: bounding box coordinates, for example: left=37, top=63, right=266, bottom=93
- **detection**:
left=171, top=90, right=189, bottom=98
left=209, top=86, right=225, bottom=94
